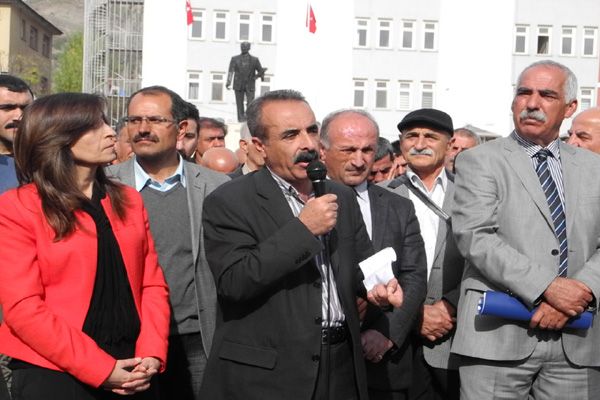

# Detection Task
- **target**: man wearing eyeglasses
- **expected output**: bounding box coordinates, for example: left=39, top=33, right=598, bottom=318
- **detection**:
left=0, top=75, right=33, bottom=195
left=106, top=86, right=229, bottom=400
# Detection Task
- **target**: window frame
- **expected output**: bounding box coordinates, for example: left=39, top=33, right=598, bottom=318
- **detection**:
left=213, top=11, right=229, bottom=42
left=374, top=80, right=389, bottom=110
left=400, top=20, right=415, bottom=50
left=353, top=79, right=367, bottom=108
left=536, top=25, right=552, bottom=55
left=422, top=20, right=438, bottom=51
left=237, top=12, right=252, bottom=42
left=377, top=19, right=392, bottom=49
left=582, top=26, right=598, bottom=57
left=560, top=25, right=575, bottom=56
left=514, top=24, right=529, bottom=54
left=189, top=9, right=205, bottom=40
left=210, top=72, right=226, bottom=102
left=187, top=71, right=202, bottom=101
left=355, top=18, right=370, bottom=48
left=421, top=82, right=435, bottom=108
left=398, top=80, right=412, bottom=111
left=259, top=13, right=275, bottom=44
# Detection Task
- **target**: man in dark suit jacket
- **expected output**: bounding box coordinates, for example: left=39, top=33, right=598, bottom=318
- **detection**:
left=200, top=90, right=402, bottom=400
left=320, top=109, right=427, bottom=400
left=226, top=42, right=265, bottom=122
left=384, top=109, right=465, bottom=400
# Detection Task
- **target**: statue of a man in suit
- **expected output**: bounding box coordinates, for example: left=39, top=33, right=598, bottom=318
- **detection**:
left=226, top=42, right=266, bottom=122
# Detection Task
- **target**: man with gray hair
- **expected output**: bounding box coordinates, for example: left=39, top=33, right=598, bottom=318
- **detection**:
left=452, top=60, right=600, bottom=399
left=320, top=108, right=427, bottom=400
left=444, top=127, right=480, bottom=173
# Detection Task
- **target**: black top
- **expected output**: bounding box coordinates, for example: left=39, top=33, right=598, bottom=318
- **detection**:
left=81, top=184, right=140, bottom=360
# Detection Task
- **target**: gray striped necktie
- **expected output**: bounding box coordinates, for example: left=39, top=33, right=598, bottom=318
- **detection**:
left=535, top=149, right=568, bottom=276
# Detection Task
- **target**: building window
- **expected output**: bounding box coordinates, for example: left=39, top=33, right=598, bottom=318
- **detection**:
left=29, top=26, right=38, bottom=50
left=398, top=81, right=412, bottom=110
left=21, top=19, right=26, bottom=41
left=238, top=12, right=252, bottom=42
left=583, top=27, right=598, bottom=56
left=423, top=21, right=437, bottom=51
left=377, top=19, right=391, bottom=48
left=355, top=19, right=369, bottom=48
left=211, top=73, right=225, bottom=101
left=260, top=14, right=274, bottom=43
left=41, top=35, right=50, bottom=57
left=401, top=20, right=415, bottom=49
left=190, top=10, right=204, bottom=39
left=353, top=79, right=366, bottom=107
left=560, top=26, right=575, bottom=56
left=188, top=71, right=202, bottom=101
left=421, top=82, right=435, bottom=108
left=375, top=81, right=388, bottom=109
left=580, top=88, right=594, bottom=111
left=259, top=75, right=271, bottom=96
left=514, top=25, right=529, bottom=54
left=214, top=11, right=228, bottom=41
left=536, top=25, right=551, bottom=55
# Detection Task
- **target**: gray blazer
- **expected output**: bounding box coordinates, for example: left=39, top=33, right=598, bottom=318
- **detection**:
left=451, top=136, right=600, bottom=366
left=106, top=159, right=229, bottom=355
left=383, top=175, right=464, bottom=370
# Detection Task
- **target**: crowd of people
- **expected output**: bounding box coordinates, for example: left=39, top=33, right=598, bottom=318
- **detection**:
left=0, top=58, right=600, bottom=400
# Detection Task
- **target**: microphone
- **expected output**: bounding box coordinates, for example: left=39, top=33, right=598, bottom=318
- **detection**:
left=307, top=160, right=327, bottom=197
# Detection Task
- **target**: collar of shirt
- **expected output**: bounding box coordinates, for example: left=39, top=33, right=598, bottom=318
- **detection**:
left=133, top=155, right=187, bottom=192
left=267, top=167, right=313, bottom=205
left=512, top=130, right=561, bottom=162
left=353, top=180, right=369, bottom=201
left=406, top=166, right=448, bottom=196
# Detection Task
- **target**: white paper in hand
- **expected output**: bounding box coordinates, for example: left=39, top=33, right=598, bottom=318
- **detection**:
left=360, top=247, right=396, bottom=291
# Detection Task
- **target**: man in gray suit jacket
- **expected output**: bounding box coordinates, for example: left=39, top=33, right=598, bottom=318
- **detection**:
left=106, top=86, right=229, bottom=400
left=384, top=108, right=464, bottom=400
left=452, top=60, right=600, bottom=399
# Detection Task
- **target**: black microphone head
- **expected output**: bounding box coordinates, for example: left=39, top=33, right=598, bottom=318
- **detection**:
left=307, top=160, right=327, bottom=181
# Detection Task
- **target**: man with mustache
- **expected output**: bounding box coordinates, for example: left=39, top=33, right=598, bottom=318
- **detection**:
left=384, top=108, right=464, bottom=400
left=0, top=75, right=33, bottom=194
left=320, top=109, right=427, bottom=400
left=106, top=86, right=229, bottom=399
left=452, top=60, right=600, bottom=399
left=199, top=90, right=402, bottom=400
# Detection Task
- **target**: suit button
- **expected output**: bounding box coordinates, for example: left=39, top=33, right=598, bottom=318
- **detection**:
left=312, top=354, right=320, bottom=362
left=551, top=249, right=559, bottom=256
left=314, top=316, right=323, bottom=324
left=313, top=281, right=322, bottom=289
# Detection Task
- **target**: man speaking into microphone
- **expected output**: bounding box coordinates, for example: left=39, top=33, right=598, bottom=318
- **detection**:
left=200, top=90, right=401, bottom=400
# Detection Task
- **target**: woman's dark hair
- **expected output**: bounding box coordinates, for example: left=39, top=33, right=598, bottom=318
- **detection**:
left=14, top=92, right=127, bottom=240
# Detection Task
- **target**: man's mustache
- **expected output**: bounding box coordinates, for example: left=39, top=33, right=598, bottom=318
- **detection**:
left=294, top=150, right=318, bottom=164
left=5, top=121, right=19, bottom=130
left=519, top=109, right=546, bottom=122
left=408, top=148, right=434, bottom=156
left=132, top=133, right=159, bottom=143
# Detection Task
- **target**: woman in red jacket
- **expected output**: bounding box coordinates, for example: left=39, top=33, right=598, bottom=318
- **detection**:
left=0, top=93, right=170, bottom=399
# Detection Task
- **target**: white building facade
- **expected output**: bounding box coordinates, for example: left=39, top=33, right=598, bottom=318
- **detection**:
left=141, top=0, right=600, bottom=142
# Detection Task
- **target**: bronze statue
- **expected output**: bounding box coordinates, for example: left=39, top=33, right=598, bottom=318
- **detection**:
left=226, top=42, right=266, bottom=122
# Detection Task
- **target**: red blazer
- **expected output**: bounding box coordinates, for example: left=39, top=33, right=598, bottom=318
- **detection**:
left=0, top=184, right=170, bottom=388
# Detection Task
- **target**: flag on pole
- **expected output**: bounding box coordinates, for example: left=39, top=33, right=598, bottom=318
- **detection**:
left=186, top=0, right=194, bottom=26
left=306, top=2, right=317, bottom=33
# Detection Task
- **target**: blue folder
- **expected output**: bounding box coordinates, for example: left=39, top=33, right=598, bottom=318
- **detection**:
left=477, top=291, right=593, bottom=329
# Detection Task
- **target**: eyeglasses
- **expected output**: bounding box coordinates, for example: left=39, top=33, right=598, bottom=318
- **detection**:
left=123, top=116, right=177, bottom=125
left=0, top=103, right=29, bottom=112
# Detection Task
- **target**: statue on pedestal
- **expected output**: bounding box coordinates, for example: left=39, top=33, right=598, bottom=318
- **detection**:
left=226, top=42, right=266, bottom=122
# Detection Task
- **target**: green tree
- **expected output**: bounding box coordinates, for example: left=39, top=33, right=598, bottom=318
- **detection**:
left=53, top=32, right=83, bottom=93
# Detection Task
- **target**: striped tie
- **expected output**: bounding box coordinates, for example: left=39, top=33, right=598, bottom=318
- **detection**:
left=535, top=150, right=568, bottom=276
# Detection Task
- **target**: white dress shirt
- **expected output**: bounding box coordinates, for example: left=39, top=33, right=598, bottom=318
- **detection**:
left=353, top=180, right=372, bottom=240
left=406, top=167, right=448, bottom=279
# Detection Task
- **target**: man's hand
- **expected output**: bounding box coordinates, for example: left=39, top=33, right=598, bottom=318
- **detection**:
left=530, top=301, right=569, bottom=330
left=367, top=278, right=403, bottom=308
left=420, top=300, right=455, bottom=342
left=356, top=297, right=368, bottom=322
left=543, top=277, right=592, bottom=316
left=361, top=329, right=394, bottom=363
left=298, top=194, right=338, bottom=236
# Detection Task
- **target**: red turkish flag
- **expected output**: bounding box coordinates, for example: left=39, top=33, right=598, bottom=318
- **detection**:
left=306, top=2, right=317, bottom=34
left=186, top=0, right=193, bottom=26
